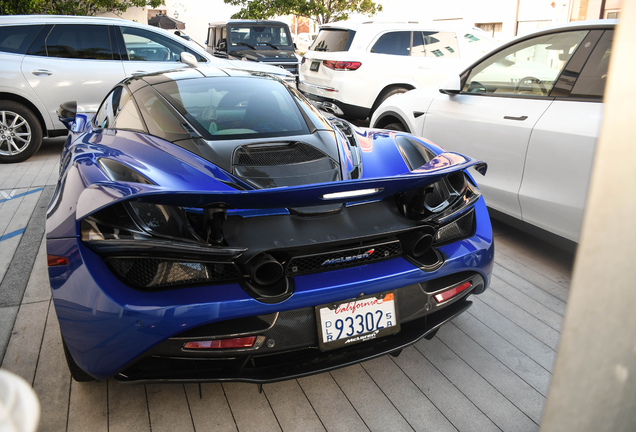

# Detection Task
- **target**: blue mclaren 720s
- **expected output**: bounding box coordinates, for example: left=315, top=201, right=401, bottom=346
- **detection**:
left=46, top=66, right=494, bottom=383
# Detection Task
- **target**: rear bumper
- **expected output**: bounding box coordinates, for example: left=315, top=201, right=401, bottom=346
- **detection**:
left=48, top=199, right=494, bottom=381
left=299, top=89, right=370, bottom=120
left=115, top=282, right=478, bottom=384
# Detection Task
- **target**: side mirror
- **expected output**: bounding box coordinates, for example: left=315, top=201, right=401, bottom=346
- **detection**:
left=218, top=41, right=227, bottom=51
left=294, top=42, right=298, bottom=50
left=439, top=74, right=461, bottom=95
left=180, top=52, right=198, bottom=68
left=57, top=101, right=77, bottom=129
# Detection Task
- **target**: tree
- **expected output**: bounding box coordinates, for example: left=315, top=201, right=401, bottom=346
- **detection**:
left=223, top=0, right=383, bottom=25
left=0, top=0, right=164, bottom=16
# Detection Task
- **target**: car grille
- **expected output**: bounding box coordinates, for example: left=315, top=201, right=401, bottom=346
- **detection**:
left=106, top=257, right=242, bottom=290
left=285, top=240, right=402, bottom=276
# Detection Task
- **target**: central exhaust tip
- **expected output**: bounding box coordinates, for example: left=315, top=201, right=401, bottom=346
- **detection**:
left=401, top=230, right=434, bottom=258
left=411, top=234, right=433, bottom=257
left=249, top=254, right=284, bottom=286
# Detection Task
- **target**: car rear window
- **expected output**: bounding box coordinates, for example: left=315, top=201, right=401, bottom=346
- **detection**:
left=0, top=25, right=43, bottom=54
left=311, top=29, right=355, bottom=52
left=154, top=76, right=309, bottom=140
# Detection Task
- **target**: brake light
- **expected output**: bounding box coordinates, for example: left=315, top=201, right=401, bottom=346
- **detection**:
left=434, top=281, right=472, bottom=303
left=47, top=255, right=69, bottom=267
left=322, top=60, right=362, bottom=71
left=184, top=336, right=257, bottom=349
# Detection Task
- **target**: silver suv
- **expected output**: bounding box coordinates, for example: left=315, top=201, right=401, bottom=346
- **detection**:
left=0, top=15, right=294, bottom=163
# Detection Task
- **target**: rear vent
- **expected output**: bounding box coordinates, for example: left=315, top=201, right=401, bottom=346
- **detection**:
left=106, top=257, right=242, bottom=290
left=234, top=142, right=326, bottom=166
left=433, top=209, right=475, bottom=245
left=90, top=203, right=140, bottom=232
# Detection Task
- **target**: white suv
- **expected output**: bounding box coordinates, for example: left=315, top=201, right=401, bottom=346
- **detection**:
left=0, top=15, right=294, bottom=163
left=298, top=21, right=496, bottom=120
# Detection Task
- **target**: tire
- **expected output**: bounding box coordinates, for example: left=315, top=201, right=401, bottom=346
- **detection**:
left=0, top=101, right=43, bottom=164
left=62, top=336, right=97, bottom=382
left=370, top=86, right=409, bottom=117
left=384, top=122, right=407, bottom=132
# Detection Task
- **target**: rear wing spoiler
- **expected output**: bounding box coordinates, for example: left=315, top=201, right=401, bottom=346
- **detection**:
left=77, top=152, right=486, bottom=220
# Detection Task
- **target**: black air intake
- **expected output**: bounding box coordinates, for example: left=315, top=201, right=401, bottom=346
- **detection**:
left=233, top=142, right=340, bottom=189
left=235, top=142, right=326, bottom=165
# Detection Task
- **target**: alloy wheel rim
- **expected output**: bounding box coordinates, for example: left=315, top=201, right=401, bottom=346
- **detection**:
left=0, top=110, right=32, bottom=156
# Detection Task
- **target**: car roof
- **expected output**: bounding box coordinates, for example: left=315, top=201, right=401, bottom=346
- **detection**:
left=0, top=15, right=133, bottom=25
left=209, top=20, right=288, bottom=27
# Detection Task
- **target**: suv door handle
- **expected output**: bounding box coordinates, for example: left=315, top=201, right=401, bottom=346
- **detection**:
left=503, top=115, right=528, bottom=121
left=32, top=69, right=52, bottom=76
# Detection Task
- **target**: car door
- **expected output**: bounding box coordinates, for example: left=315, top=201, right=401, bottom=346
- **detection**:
left=518, top=29, right=612, bottom=241
left=422, top=29, right=591, bottom=219
left=117, top=26, right=206, bottom=77
left=20, top=24, right=127, bottom=130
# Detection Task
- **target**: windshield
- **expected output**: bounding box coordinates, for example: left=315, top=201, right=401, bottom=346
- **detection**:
left=229, top=25, right=292, bottom=48
left=154, top=76, right=309, bottom=140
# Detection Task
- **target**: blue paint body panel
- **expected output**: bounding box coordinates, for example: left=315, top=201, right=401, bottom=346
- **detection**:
left=46, top=74, right=494, bottom=381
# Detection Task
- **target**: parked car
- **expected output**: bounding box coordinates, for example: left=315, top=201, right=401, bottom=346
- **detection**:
left=371, top=20, right=616, bottom=243
left=207, top=20, right=300, bottom=80
left=295, top=32, right=317, bottom=53
left=0, top=15, right=294, bottom=163
left=298, top=21, right=497, bottom=120
left=47, top=66, right=494, bottom=382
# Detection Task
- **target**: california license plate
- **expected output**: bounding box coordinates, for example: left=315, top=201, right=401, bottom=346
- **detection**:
left=316, top=291, right=400, bottom=351
left=310, top=61, right=320, bottom=72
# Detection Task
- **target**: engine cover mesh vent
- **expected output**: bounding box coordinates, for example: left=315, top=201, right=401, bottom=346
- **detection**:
left=234, top=142, right=326, bottom=166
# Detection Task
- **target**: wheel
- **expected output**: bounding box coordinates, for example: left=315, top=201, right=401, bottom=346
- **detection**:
left=0, top=101, right=43, bottom=163
left=384, top=122, right=407, bottom=132
left=62, top=336, right=96, bottom=382
left=371, top=86, right=409, bottom=117
left=514, top=76, right=547, bottom=96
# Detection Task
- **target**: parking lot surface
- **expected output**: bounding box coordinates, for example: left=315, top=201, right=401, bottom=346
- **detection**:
left=0, top=138, right=574, bottom=432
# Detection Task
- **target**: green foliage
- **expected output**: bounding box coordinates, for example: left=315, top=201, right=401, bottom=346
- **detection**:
left=224, top=0, right=382, bottom=25
left=0, top=0, right=164, bottom=16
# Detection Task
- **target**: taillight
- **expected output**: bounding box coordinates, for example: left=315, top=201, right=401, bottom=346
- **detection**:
left=322, top=60, right=362, bottom=71
left=434, top=281, right=472, bottom=303
left=184, top=336, right=257, bottom=349
left=47, top=255, right=69, bottom=267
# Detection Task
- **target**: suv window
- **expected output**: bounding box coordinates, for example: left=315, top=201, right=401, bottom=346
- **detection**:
left=422, top=31, right=460, bottom=59
left=371, top=31, right=411, bottom=56
left=121, top=27, right=205, bottom=62
left=463, top=32, right=497, bottom=58
left=570, top=30, right=612, bottom=99
left=312, top=29, right=355, bottom=52
left=40, top=25, right=114, bottom=60
left=463, top=30, right=588, bottom=96
left=0, top=25, right=43, bottom=54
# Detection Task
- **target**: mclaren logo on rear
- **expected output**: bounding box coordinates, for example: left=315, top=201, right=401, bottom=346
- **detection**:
left=322, top=249, right=375, bottom=266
